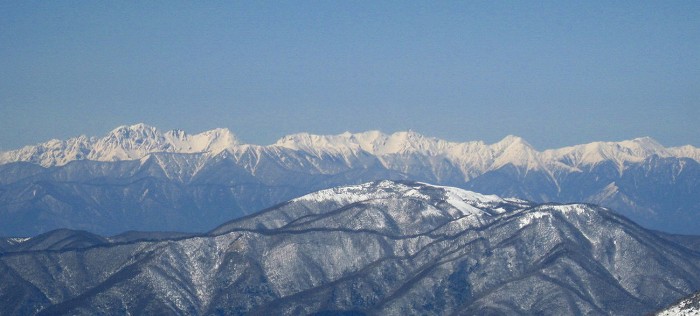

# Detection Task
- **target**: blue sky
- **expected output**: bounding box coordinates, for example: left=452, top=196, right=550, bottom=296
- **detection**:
left=1, top=1, right=698, bottom=150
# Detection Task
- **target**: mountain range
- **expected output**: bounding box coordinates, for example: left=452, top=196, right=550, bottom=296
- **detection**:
left=1, top=124, right=699, bottom=235
left=1, top=181, right=699, bottom=315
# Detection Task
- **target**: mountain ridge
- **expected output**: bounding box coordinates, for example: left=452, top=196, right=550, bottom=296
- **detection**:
left=2, top=124, right=698, bottom=172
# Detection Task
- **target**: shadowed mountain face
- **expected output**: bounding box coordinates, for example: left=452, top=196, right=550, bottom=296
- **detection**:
left=1, top=181, right=699, bottom=315
left=1, top=125, right=699, bottom=236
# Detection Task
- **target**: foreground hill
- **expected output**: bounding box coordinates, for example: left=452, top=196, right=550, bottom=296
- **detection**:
left=657, top=291, right=700, bottom=315
left=1, top=124, right=699, bottom=235
left=1, top=181, right=699, bottom=315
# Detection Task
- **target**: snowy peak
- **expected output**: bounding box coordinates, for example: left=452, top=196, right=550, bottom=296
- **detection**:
left=212, top=180, right=528, bottom=235
left=272, top=130, right=449, bottom=156
left=287, top=180, right=524, bottom=226
left=617, top=136, right=668, bottom=158
left=543, top=136, right=672, bottom=170
left=293, top=180, right=506, bottom=207
left=0, top=124, right=241, bottom=167
left=489, top=135, right=543, bottom=170
left=668, top=144, right=700, bottom=162
left=341, top=130, right=385, bottom=153
left=91, top=124, right=168, bottom=161
left=99, top=125, right=240, bottom=161
left=379, top=130, right=448, bottom=155
left=0, top=135, right=94, bottom=167
left=274, top=130, right=454, bottom=156
left=106, top=123, right=159, bottom=140
left=166, top=127, right=239, bottom=154
left=292, top=180, right=427, bottom=205
left=494, top=135, right=530, bottom=148
left=273, top=132, right=364, bottom=156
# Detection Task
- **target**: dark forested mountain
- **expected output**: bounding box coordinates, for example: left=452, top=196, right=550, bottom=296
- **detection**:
left=1, top=124, right=699, bottom=235
left=1, top=181, right=699, bottom=315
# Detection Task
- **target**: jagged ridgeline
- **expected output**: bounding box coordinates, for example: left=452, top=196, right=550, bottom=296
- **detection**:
left=1, top=124, right=699, bottom=235
left=1, top=181, right=699, bottom=315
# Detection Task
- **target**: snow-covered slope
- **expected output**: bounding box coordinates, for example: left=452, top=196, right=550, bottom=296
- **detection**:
left=2, top=181, right=700, bottom=315
left=657, top=291, right=700, bottom=316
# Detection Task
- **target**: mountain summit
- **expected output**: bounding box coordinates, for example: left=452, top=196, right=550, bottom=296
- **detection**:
left=0, top=124, right=240, bottom=167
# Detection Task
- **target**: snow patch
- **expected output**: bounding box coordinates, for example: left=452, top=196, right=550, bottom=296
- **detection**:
left=293, top=181, right=431, bottom=205
left=518, top=211, right=552, bottom=228
left=518, top=204, right=592, bottom=228
left=6, top=237, right=30, bottom=245
left=546, top=204, right=590, bottom=216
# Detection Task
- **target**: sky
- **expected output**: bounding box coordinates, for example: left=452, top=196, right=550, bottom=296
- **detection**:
left=1, top=1, right=699, bottom=151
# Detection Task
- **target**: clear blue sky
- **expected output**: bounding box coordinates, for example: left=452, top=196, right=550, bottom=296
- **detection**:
left=1, top=1, right=698, bottom=150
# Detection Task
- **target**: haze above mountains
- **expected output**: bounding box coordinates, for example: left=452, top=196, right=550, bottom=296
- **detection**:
left=0, top=124, right=699, bottom=235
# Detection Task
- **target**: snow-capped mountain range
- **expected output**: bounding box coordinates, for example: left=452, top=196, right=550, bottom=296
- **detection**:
left=1, top=123, right=699, bottom=236
left=2, top=123, right=698, bottom=174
